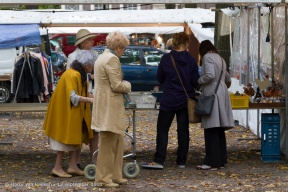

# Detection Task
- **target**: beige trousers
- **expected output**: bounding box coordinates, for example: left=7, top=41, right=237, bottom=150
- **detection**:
left=95, top=131, right=124, bottom=184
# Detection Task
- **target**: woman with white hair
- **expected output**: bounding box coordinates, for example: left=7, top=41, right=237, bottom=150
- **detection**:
left=91, top=31, right=131, bottom=188
left=67, top=29, right=99, bottom=169
left=43, top=50, right=97, bottom=178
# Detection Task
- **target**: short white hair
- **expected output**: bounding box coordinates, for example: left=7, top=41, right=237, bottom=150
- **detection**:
left=106, top=31, right=129, bottom=50
left=76, top=50, right=97, bottom=66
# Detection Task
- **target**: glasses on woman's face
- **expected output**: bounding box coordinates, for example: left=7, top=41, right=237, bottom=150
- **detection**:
left=85, top=64, right=94, bottom=72
left=86, top=37, right=94, bottom=42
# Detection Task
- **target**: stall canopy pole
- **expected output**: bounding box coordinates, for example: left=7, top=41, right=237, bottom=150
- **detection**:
left=246, top=8, right=250, bottom=130
left=271, top=7, right=274, bottom=81
left=285, top=6, right=288, bottom=160
left=257, top=6, right=261, bottom=138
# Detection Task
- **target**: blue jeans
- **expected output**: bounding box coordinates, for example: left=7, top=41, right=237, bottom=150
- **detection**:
left=154, top=108, right=189, bottom=165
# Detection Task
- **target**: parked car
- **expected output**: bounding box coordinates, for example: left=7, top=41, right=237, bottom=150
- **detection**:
left=50, top=33, right=108, bottom=57
left=51, top=51, right=67, bottom=70
left=92, top=45, right=165, bottom=91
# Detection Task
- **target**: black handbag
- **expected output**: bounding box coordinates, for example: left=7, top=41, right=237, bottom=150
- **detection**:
left=194, top=58, right=224, bottom=116
left=170, top=55, right=201, bottom=124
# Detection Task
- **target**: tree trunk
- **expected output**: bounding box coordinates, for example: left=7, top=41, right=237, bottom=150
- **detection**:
left=214, top=4, right=234, bottom=72
left=184, top=4, right=197, bottom=8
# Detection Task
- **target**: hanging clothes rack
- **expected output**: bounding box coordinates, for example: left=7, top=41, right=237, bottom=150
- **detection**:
left=12, top=47, right=42, bottom=104
left=10, top=47, right=42, bottom=119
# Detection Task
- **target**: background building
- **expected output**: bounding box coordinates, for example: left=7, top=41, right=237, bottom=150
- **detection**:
left=61, top=4, right=215, bottom=11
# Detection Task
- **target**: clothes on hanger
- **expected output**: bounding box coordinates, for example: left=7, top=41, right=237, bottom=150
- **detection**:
left=30, top=52, right=49, bottom=96
left=12, top=51, right=45, bottom=100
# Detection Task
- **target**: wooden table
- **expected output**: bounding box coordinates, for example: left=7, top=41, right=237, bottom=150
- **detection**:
left=233, top=102, right=285, bottom=110
left=0, top=103, right=48, bottom=112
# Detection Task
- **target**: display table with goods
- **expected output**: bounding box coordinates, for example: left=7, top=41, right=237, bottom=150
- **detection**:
left=230, top=93, right=285, bottom=110
left=230, top=80, right=285, bottom=110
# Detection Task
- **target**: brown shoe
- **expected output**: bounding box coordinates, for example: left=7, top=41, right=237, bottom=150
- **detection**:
left=51, top=169, right=72, bottom=178
left=112, top=179, right=128, bottom=185
left=101, top=183, right=119, bottom=188
left=67, top=168, right=84, bottom=176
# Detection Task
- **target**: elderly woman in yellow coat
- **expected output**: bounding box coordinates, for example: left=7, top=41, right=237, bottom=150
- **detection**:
left=43, top=50, right=97, bottom=178
left=91, top=31, right=131, bottom=188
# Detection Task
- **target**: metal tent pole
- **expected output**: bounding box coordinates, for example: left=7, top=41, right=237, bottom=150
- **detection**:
left=271, top=8, right=274, bottom=80
left=284, top=6, right=288, bottom=160
left=246, top=9, right=250, bottom=131
left=257, top=6, right=261, bottom=138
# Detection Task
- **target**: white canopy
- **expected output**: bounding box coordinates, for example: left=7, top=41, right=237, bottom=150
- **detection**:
left=0, top=8, right=215, bottom=45
left=47, top=26, right=185, bottom=35
left=0, top=8, right=214, bottom=27
left=0, top=0, right=283, bottom=4
left=188, top=23, right=214, bottom=44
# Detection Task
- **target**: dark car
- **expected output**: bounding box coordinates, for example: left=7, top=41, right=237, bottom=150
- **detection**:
left=92, top=45, right=165, bottom=91
left=51, top=51, right=67, bottom=70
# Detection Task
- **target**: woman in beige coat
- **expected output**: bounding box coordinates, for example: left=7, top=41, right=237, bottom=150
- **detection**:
left=91, top=31, right=131, bottom=188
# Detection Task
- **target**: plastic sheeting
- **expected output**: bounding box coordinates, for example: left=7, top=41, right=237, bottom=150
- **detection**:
left=0, top=24, right=41, bottom=49
left=230, top=9, right=248, bottom=82
left=229, top=6, right=286, bottom=136
left=229, top=6, right=286, bottom=138
left=272, top=7, right=286, bottom=154
left=273, top=7, right=286, bottom=93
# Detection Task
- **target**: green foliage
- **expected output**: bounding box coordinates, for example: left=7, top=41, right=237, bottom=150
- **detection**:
left=18, top=5, right=60, bottom=10
left=39, top=5, right=60, bottom=9
left=19, top=5, right=26, bottom=10
left=165, top=4, right=175, bottom=9
left=0, top=7, right=11, bottom=10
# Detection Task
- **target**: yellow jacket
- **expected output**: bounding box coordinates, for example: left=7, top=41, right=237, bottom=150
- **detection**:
left=43, top=68, right=93, bottom=146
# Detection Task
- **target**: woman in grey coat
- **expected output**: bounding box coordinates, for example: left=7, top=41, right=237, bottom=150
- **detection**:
left=196, top=40, right=234, bottom=171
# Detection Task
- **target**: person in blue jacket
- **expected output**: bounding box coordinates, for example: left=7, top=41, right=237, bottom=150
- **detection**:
left=142, top=32, right=199, bottom=169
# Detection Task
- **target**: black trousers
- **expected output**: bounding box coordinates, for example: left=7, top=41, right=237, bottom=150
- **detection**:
left=154, top=108, right=189, bottom=165
left=203, top=128, right=228, bottom=167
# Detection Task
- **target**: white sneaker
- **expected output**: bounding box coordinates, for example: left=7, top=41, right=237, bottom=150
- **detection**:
left=178, top=165, right=185, bottom=168
left=196, top=165, right=217, bottom=170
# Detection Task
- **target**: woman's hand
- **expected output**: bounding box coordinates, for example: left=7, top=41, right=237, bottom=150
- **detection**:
left=122, top=80, right=131, bottom=92
left=80, top=96, right=93, bottom=103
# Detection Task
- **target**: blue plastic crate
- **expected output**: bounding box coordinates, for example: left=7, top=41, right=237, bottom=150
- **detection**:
left=152, top=92, right=162, bottom=102
left=262, top=114, right=280, bottom=122
left=261, top=155, right=281, bottom=162
left=261, top=113, right=280, bottom=162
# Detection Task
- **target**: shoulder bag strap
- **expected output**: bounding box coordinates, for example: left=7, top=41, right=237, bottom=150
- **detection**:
left=170, top=54, right=189, bottom=99
left=214, top=58, right=224, bottom=94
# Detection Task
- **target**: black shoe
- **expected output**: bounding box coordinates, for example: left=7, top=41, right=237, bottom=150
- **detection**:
left=77, top=163, right=81, bottom=169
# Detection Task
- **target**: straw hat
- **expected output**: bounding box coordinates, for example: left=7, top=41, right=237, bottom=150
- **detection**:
left=74, top=29, right=96, bottom=46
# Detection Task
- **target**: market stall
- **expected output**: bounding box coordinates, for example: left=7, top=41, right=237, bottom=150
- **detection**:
left=1, top=3, right=288, bottom=160
left=226, top=4, right=288, bottom=159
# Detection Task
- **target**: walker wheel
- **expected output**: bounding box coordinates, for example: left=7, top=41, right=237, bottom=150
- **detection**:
left=123, top=162, right=140, bottom=179
left=84, top=164, right=96, bottom=181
